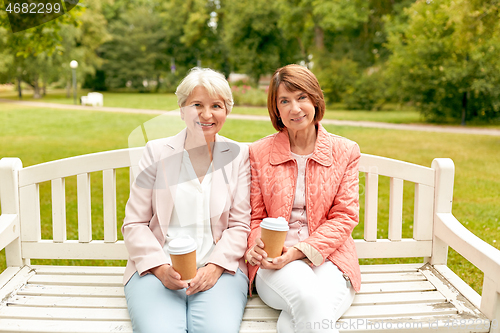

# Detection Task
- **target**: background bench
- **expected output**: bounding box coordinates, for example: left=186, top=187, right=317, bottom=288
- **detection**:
left=80, top=92, right=104, bottom=107
left=0, top=147, right=499, bottom=332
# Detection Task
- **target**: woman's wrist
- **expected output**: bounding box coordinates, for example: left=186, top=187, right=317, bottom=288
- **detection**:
left=290, top=247, right=306, bottom=261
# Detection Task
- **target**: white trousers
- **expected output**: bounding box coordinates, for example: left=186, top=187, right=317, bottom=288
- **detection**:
left=256, top=260, right=355, bottom=333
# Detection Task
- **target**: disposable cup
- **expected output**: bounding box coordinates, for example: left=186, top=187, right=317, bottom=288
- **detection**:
left=260, top=217, right=289, bottom=261
left=167, top=237, right=197, bottom=282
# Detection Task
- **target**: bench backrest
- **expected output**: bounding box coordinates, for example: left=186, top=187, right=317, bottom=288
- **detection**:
left=0, top=147, right=454, bottom=266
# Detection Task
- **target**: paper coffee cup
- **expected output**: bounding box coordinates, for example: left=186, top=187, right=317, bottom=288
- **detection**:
left=167, top=237, right=197, bottom=282
left=260, top=217, right=289, bottom=261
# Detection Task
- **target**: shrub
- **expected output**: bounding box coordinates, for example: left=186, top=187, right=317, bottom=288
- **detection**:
left=231, top=85, right=267, bottom=107
left=344, top=68, right=388, bottom=111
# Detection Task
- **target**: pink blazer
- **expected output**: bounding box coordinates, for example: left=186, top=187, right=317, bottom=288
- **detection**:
left=122, top=128, right=251, bottom=285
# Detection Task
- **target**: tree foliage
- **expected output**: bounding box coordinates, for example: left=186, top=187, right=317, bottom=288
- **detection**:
left=224, top=0, right=297, bottom=84
left=1, top=0, right=499, bottom=123
left=385, top=0, right=500, bottom=122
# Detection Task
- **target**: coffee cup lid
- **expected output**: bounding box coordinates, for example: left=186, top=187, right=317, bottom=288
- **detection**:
left=261, top=217, right=289, bottom=232
left=167, top=236, right=197, bottom=255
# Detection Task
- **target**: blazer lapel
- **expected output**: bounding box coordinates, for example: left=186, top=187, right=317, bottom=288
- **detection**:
left=210, top=135, right=235, bottom=236
left=155, top=128, right=186, bottom=235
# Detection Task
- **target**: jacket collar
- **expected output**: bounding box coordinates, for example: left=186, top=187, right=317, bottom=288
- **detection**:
left=270, top=123, right=333, bottom=167
left=164, top=129, right=230, bottom=154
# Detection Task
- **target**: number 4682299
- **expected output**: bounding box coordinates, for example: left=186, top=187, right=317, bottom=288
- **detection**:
left=5, top=2, right=61, bottom=14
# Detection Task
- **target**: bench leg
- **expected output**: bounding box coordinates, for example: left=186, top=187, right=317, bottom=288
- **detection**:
left=481, top=275, right=500, bottom=333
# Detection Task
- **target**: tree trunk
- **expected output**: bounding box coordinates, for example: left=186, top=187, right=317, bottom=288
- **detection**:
left=314, top=25, right=324, bottom=51
left=461, top=91, right=467, bottom=126
left=17, top=76, right=22, bottom=100
left=155, top=73, right=161, bottom=93
left=33, top=74, right=41, bottom=99
left=296, top=37, right=307, bottom=64
left=42, top=77, right=47, bottom=96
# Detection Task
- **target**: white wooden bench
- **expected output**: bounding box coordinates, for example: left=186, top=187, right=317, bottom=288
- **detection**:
left=0, top=148, right=499, bottom=333
left=80, top=92, right=103, bottom=107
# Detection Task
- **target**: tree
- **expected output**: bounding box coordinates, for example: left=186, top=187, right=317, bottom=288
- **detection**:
left=385, top=0, right=500, bottom=123
left=0, top=2, right=84, bottom=98
left=276, top=0, right=370, bottom=62
left=99, top=1, right=167, bottom=91
left=224, top=0, right=299, bottom=84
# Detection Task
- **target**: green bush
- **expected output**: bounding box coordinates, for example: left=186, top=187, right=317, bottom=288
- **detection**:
left=314, top=57, right=359, bottom=105
left=344, top=69, right=388, bottom=111
left=231, top=85, right=267, bottom=107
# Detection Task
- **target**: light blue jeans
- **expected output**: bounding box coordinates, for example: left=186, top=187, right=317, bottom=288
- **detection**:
left=124, top=269, right=248, bottom=333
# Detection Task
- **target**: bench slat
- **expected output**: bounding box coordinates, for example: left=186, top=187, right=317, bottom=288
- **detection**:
left=359, top=154, right=434, bottom=186
left=9, top=291, right=448, bottom=309
left=361, top=272, right=426, bottom=283
left=27, top=271, right=432, bottom=290
left=19, top=184, right=41, bottom=242
left=355, top=239, right=432, bottom=258
left=343, top=302, right=456, bottom=318
left=18, top=285, right=125, bottom=297
left=359, top=281, right=436, bottom=294
left=18, top=148, right=142, bottom=187
left=31, top=265, right=125, bottom=275
left=359, top=263, right=422, bottom=273
left=51, top=178, right=66, bottom=243
left=239, top=321, right=277, bottom=333
left=77, top=173, right=92, bottom=243
left=28, top=274, right=122, bottom=286
left=0, top=319, right=132, bottom=333
left=364, top=172, right=378, bottom=242
left=8, top=295, right=127, bottom=308
left=353, top=291, right=446, bottom=305
left=103, top=169, right=117, bottom=243
left=0, top=305, right=130, bottom=321
left=21, top=240, right=128, bottom=260
left=388, top=177, right=403, bottom=241
left=243, top=307, right=280, bottom=320
left=414, top=183, right=434, bottom=241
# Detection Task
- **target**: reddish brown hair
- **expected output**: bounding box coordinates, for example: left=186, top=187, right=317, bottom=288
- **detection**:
left=267, top=64, right=326, bottom=132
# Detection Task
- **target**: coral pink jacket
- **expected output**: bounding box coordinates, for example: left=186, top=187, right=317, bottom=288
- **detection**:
left=247, top=124, right=361, bottom=292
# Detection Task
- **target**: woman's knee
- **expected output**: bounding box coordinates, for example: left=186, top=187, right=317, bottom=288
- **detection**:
left=125, top=273, right=187, bottom=332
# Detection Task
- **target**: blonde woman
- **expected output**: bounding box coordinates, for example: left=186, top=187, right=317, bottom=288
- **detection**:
left=123, top=68, right=250, bottom=333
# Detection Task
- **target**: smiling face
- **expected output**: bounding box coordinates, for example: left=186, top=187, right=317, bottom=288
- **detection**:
left=181, top=86, right=227, bottom=142
left=276, top=84, right=316, bottom=133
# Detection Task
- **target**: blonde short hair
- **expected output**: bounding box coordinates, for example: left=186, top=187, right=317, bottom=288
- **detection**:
left=175, top=67, right=234, bottom=114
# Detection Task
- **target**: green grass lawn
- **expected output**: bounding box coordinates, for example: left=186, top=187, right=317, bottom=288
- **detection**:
left=0, top=89, right=427, bottom=124
left=7, top=89, right=500, bottom=127
left=0, top=89, right=180, bottom=111
left=0, top=102, right=499, bottom=295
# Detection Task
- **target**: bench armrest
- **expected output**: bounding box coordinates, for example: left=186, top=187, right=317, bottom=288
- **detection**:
left=0, top=214, right=19, bottom=251
left=435, top=212, right=500, bottom=324
left=435, top=212, right=500, bottom=278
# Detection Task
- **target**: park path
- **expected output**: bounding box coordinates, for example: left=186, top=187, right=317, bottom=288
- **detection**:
left=2, top=98, right=500, bottom=137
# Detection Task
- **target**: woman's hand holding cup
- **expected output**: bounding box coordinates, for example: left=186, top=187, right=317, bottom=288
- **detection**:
left=260, top=246, right=307, bottom=270
left=246, top=238, right=267, bottom=266
left=151, top=264, right=189, bottom=290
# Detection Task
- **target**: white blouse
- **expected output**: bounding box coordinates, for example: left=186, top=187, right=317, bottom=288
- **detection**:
left=285, top=152, right=313, bottom=248
left=163, top=149, right=215, bottom=267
